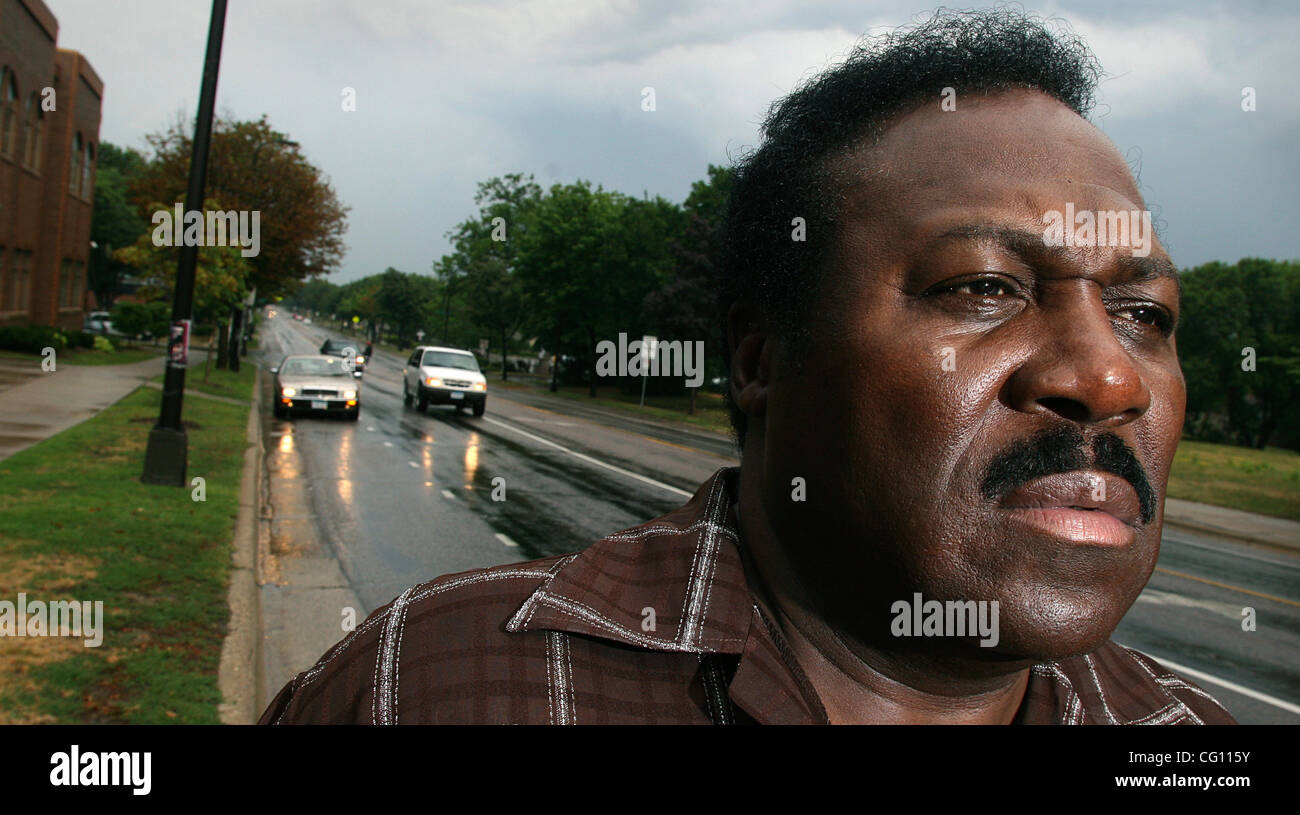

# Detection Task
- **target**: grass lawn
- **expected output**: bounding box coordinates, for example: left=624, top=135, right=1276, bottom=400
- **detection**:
left=152, top=356, right=257, bottom=403
left=0, top=386, right=250, bottom=723
left=1168, top=440, right=1300, bottom=521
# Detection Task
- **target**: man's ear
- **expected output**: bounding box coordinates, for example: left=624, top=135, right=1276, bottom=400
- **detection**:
left=727, top=301, right=771, bottom=418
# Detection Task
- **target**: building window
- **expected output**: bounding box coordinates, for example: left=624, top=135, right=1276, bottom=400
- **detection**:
left=22, top=93, right=44, bottom=173
left=8, top=251, right=33, bottom=312
left=0, top=68, right=17, bottom=161
left=82, top=142, right=94, bottom=198
left=69, top=133, right=83, bottom=195
left=59, top=260, right=84, bottom=309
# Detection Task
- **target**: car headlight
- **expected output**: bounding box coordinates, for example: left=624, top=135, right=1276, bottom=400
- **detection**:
left=427, top=377, right=441, bottom=387
left=356, top=355, right=365, bottom=364
left=344, top=390, right=357, bottom=399
left=281, top=387, right=296, bottom=397
left=472, top=382, right=486, bottom=392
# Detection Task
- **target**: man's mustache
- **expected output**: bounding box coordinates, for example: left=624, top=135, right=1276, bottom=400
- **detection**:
left=979, top=426, right=1157, bottom=525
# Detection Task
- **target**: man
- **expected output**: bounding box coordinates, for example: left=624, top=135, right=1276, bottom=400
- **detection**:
left=261, top=9, right=1236, bottom=724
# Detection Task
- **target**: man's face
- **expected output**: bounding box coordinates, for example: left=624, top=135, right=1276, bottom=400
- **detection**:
left=757, top=89, right=1184, bottom=661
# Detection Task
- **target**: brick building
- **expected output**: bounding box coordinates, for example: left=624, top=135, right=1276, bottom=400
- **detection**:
left=0, top=0, right=102, bottom=329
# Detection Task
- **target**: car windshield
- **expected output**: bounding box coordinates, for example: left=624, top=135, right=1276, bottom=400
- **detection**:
left=321, top=341, right=355, bottom=353
left=282, top=358, right=349, bottom=376
left=422, top=351, right=479, bottom=372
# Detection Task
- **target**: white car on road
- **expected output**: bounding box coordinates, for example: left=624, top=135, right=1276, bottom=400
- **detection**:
left=403, top=345, right=487, bottom=416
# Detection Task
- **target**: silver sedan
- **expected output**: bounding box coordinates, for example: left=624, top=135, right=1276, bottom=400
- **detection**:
left=270, top=354, right=361, bottom=420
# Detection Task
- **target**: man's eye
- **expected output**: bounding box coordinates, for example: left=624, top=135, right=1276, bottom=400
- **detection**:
left=1114, top=305, right=1174, bottom=334
left=948, top=280, right=1013, bottom=297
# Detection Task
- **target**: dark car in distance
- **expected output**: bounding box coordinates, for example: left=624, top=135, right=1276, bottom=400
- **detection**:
left=320, top=338, right=366, bottom=375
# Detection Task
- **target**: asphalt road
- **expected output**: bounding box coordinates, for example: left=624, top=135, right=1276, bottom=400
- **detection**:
left=256, top=314, right=1299, bottom=724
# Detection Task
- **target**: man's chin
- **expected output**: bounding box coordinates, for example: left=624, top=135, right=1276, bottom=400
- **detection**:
left=975, top=599, right=1128, bottom=664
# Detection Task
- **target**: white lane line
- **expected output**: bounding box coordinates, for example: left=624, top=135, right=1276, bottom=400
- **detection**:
left=481, top=415, right=692, bottom=499
left=495, top=533, right=518, bottom=548
left=441, top=489, right=456, bottom=500
left=1119, top=643, right=1300, bottom=716
left=408, top=461, right=419, bottom=468
left=367, top=426, right=376, bottom=431
left=383, top=441, right=393, bottom=447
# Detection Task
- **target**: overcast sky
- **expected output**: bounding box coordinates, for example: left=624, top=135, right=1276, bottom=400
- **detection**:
left=44, top=0, right=1300, bottom=284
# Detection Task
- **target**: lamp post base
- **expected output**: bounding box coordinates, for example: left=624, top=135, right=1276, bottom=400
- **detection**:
left=141, top=426, right=189, bottom=486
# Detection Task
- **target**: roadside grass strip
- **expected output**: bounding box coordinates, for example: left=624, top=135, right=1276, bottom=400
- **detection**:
left=0, top=386, right=250, bottom=723
left=1169, top=440, right=1300, bottom=521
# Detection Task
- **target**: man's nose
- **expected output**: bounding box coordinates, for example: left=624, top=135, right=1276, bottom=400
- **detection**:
left=1003, top=289, right=1151, bottom=427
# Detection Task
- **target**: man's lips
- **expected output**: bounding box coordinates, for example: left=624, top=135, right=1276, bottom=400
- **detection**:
left=997, top=471, right=1143, bottom=546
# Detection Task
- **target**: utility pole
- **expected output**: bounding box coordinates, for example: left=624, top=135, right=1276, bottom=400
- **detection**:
left=141, top=0, right=228, bottom=486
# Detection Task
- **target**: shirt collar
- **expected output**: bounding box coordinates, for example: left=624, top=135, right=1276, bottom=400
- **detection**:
left=505, top=467, right=753, bottom=655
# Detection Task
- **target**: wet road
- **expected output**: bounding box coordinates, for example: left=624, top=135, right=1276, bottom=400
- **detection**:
left=256, top=315, right=1298, bottom=724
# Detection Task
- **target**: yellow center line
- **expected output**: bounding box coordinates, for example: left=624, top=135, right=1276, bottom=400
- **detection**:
left=1154, top=566, right=1300, bottom=608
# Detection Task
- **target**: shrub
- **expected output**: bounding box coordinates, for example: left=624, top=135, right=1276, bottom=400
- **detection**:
left=0, top=324, right=68, bottom=354
left=92, top=335, right=115, bottom=353
left=110, top=301, right=169, bottom=340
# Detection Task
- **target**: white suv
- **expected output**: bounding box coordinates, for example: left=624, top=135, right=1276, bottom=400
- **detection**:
left=403, top=345, right=487, bottom=416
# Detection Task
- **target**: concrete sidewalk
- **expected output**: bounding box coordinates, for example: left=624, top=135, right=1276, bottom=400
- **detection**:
left=497, top=384, right=1298, bottom=555
left=0, top=353, right=167, bottom=462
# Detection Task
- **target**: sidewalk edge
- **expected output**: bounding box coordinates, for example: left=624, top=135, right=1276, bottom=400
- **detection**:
left=218, top=366, right=263, bottom=724
left=1163, top=516, right=1298, bottom=557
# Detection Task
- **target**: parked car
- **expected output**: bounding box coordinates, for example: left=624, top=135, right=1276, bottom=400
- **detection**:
left=403, top=345, right=487, bottom=416
left=270, top=354, right=361, bottom=420
left=82, top=311, right=118, bottom=336
left=319, top=338, right=365, bottom=375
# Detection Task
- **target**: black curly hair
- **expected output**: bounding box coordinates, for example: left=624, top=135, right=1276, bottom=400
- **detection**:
left=719, top=7, right=1104, bottom=446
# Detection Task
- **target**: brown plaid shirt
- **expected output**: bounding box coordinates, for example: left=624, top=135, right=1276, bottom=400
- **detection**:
left=259, top=467, right=1237, bottom=725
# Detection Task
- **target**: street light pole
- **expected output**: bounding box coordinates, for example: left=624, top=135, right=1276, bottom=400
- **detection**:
left=141, top=0, right=228, bottom=486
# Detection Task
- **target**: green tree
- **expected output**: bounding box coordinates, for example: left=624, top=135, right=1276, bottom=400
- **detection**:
left=88, top=143, right=149, bottom=307
left=115, top=198, right=252, bottom=329
left=641, top=165, right=734, bottom=411
left=1179, top=258, right=1300, bottom=449
left=450, top=174, right=542, bottom=379
left=514, top=181, right=684, bottom=396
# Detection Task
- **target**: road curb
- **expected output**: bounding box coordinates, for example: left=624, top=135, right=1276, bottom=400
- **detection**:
left=218, top=366, right=263, bottom=724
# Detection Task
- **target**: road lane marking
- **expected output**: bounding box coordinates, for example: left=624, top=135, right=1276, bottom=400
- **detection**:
left=408, top=461, right=419, bottom=468
left=1154, top=566, right=1299, bottom=608
left=367, top=426, right=376, bottom=431
left=441, top=489, right=456, bottom=500
left=383, top=441, right=393, bottom=447
left=1117, top=643, right=1300, bottom=716
left=495, top=533, right=518, bottom=548
left=1134, top=588, right=1242, bottom=619
left=481, top=416, right=693, bottom=499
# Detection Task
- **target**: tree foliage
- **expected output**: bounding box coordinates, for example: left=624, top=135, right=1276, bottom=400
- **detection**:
left=129, top=115, right=348, bottom=299
left=1179, top=258, right=1300, bottom=449
left=88, top=142, right=149, bottom=306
